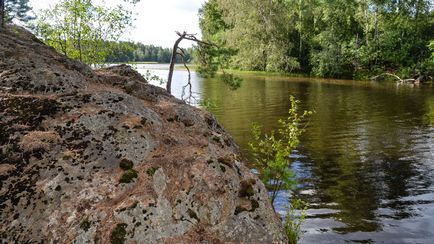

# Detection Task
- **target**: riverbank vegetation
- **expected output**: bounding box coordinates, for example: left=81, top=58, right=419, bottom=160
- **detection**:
left=249, top=96, right=312, bottom=204
left=249, top=96, right=312, bottom=243
left=199, top=0, right=434, bottom=81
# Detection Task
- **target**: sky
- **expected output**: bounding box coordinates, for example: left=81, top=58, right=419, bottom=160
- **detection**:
left=29, top=0, right=206, bottom=48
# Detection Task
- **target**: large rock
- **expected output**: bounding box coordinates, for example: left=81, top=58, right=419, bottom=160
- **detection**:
left=0, top=25, right=287, bottom=243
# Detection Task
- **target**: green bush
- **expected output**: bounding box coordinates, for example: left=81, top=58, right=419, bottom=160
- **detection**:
left=249, top=96, right=312, bottom=243
left=249, top=96, right=312, bottom=204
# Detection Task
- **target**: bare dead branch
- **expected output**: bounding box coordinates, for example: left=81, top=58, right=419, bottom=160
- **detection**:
left=183, top=35, right=217, bottom=47
left=179, top=47, right=194, bottom=103
left=167, top=31, right=218, bottom=94
left=166, top=32, right=187, bottom=94
left=370, top=73, right=416, bottom=83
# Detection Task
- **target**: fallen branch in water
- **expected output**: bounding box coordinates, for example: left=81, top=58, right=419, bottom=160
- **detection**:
left=370, top=73, right=416, bottom=83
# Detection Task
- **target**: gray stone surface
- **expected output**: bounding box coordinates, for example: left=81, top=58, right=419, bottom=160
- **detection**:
left=0, top=25, right=287, bottom=243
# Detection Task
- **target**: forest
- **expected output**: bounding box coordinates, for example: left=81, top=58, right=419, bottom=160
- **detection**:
left=103, top=41, right=193, bottom=64
left=199, top=0, right=434, bottom=80
left=1, top=0, right=433, bottom=80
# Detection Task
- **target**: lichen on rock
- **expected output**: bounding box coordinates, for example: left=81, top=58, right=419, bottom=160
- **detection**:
left=0, top=25, right=287, bottom=243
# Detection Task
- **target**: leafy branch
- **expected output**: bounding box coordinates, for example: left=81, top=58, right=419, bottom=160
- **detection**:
left=249, top=96, right=313, bottom=205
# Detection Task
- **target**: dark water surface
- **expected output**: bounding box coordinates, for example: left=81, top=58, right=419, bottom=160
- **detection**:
left=140, top=64, right=434, bottom=243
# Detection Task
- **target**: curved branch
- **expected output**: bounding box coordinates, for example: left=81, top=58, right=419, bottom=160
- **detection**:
left=179, top=48, right=192, bottom=102
left=166, top=32, right=187, bottom=93
left=167, top=31, right=217, bottom=94
left=183, top=35, right=217, bottom=47
left=370, top=73, right=416, bottom=83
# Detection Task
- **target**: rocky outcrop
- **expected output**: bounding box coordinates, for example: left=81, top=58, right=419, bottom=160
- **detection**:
left=0, top=25, right=287, bottom=243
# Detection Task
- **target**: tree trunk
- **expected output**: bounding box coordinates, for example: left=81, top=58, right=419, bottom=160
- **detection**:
left=166, top=32, right=186, bottom=94
left=166, top=32, right=215, bottom=94
left=0, top=0, right=5, bottom=29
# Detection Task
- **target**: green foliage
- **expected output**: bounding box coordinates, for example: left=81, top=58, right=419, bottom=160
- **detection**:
left=220, top=72, right=242, bottom=90
left=249, top=96, right=312, bottom=204
left=33, top=0, right=133, bottom=66
left=197, top=0, right=243, bottom=90
left=429, top=40, right=434, bottom=63
left=199, top=98, right=217, bottom=110
left=146, top=167, right=159, bottom=176
left=143, top=70, right=164, bottom=85
left=424, top=40, right=434, bottom=79
left=195, top=44, right=242, bottom=95
left=208, top=0, right=295, bottom=72
left=426, top=40, right=434, bottom=67
left=199, top=0, right=228, bottom=45
left=105, top=41, right=194, bottom=64
left=284, top=198, right=308, bottom=244
left=199, top=0, right=434, bottom=79
left=249, top=96, right=311, bottom=243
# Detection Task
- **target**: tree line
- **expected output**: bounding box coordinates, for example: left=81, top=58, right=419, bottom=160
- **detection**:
left=104, top=41, right=193, bottom=64
left=1, top=0, right=433, bottom=80
left=199, top=0, right=434, bottom=80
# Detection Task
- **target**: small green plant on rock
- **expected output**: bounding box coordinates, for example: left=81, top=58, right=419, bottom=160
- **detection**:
left=249, top=96, right=312, bottom=243
left=146, top=167, right=159, bottom=176
left=80, top=217, right=91, bottom=232
left=249, top=96, right=312, bottom=204
left=119, top=159, right=134, bottom=170
left=285, top=198, right=308, bottom=244
left=119, top=158, right=138, bottom=183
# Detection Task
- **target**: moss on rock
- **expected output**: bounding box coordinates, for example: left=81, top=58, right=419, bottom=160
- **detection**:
left=110, top=223, right=128, bottom=244
left=119, top=158, right=134, bottom=170
left=119, top=169, right=138, bottom=183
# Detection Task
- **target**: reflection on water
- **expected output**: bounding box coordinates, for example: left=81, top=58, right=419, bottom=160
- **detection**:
left=139, top=64, right=434, bottom=243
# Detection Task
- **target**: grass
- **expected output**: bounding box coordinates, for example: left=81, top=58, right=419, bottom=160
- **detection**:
left=284, top=199, right=308, bottom=244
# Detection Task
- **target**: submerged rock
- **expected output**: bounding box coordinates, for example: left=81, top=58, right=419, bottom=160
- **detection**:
left=0, top=25, right=287, bottom=243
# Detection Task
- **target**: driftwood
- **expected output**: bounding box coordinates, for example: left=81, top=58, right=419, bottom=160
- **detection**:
left=370, top=73, right=417, bottom=83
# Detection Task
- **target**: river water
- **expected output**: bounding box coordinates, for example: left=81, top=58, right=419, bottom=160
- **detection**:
left=138, top=64, right=434, bottom=243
